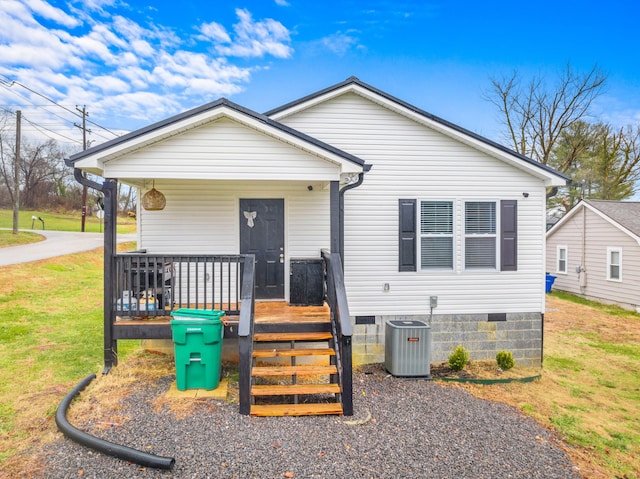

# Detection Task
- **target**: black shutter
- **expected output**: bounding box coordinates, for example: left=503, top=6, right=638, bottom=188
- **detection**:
left=500, top=200, right=517, bottom=271
left=399, top=199, right=417, bottom=271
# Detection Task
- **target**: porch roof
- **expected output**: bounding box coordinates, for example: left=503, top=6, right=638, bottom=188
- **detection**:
left=67, top=98, right=369, bottom=180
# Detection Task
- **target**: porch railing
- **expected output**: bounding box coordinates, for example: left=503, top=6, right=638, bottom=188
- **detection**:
left=322, top=249, right=353, bottom=416
left=113, top=252, right=248, bottom=317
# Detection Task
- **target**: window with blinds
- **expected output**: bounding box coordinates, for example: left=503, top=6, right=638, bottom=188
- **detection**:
left=420, top=201, right=453, bottom=269
left=465, top=201, right=496, bottom=269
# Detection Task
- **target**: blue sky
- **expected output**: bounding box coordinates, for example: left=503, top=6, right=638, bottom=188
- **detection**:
left=1, top=0, right=639, bottom=151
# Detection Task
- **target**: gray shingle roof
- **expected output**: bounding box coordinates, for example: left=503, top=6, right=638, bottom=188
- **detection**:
left=586, top=199, right=640, bottom=237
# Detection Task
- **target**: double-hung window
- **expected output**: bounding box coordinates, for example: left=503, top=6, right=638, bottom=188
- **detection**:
left=607, top=247, right=622, bottom=281
left=398, top=198, right=516, bottom=272
left=464, top=201, right=497, bottom=269
left=557, top=246, right=568, bottom=274
left=420, top=201, right=453, bottom=269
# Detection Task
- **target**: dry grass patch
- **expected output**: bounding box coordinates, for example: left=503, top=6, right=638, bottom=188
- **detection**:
left=460, top=295, right=640, bottom=479
left=67, top=351, right=175, bottom=426
left=0, top=231, right=44, bottom=248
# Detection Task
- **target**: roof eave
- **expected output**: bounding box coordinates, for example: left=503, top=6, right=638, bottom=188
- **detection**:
left=267, top=76, right=568, bottom=186
left=68, top=98, right=369, bottom=176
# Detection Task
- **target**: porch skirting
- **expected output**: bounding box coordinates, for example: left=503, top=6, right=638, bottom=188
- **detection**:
left=351, top=312, right=543, bottom=367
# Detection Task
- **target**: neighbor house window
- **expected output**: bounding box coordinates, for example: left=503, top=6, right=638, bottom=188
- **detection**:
left=557, top=246, right=568, bottom=274
left=607, top=247, right=622, bottom=281
left=420, top=201, right=454, bottom=269
left=464, top=201, right=496, bottom=269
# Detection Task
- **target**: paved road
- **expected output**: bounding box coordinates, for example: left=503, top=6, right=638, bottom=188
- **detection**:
left=0, top=229, right=136, bottom=266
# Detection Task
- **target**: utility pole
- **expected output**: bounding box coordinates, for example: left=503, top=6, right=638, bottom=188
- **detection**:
left=12, top=110, right=21, bottom=235
left=75, top=106, right=89, bottom=232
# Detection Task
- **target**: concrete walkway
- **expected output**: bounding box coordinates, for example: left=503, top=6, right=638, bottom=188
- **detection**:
left=0, top=229, right=136, bottom=266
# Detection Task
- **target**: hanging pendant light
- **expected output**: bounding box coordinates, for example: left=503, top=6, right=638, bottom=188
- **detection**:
left=141, top=180, right=166, bottom=211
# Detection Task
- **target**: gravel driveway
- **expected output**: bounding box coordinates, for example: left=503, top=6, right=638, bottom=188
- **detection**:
left=41, top=365, right=580, bottom=478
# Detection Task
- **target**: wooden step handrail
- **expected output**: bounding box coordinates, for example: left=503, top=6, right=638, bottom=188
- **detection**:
left=237, top=255, right=255, bottom=416
left=322, top=250, right=353, bottom=416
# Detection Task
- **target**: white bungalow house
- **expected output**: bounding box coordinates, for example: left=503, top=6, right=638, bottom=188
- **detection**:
left=67, top=77, right=567, bottom=416
left=546, top=199, right=640, bottom=311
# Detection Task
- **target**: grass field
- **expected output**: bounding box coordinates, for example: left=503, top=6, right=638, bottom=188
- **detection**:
left=0, top=243, right=638, bottom=477
left=464, top=293, right=640, bottom=479
left=0, top=209, right=136, bottom=235
left=0, top=244, right=139, bottom=476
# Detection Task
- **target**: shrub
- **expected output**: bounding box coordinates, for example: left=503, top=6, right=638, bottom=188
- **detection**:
left=448, top=345, right=469, bottom=371
left=496, top=350, right=515, bottom=370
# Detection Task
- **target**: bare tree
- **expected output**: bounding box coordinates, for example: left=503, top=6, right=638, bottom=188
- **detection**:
left=486, top=64, right=606, bottom=165
left=18, top=139, right=67, bottom=208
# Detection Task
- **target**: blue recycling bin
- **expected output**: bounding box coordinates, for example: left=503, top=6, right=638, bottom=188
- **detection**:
left=545, top=274, right=557, bottom=293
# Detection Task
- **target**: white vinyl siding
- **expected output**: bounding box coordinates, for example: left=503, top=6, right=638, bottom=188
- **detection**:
left=420, top=200, right=453, bottom=269
left=137, top=180, right=330, bottom=301
left=103, top=118, right=341, bottom=181
left=464, top=201, right=497, bottom=270
left=279, top=92, right=548, bottom=315
left=607, top=247, right=622, bottom=281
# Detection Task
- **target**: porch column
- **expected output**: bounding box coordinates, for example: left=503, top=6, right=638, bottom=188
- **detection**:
left=330, top=180, right=340, bottom=255
left=103, top=178, right=118, bottom=372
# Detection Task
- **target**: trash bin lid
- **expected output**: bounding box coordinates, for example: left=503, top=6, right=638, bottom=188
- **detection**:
left=170, top=308, right=225, bottom=321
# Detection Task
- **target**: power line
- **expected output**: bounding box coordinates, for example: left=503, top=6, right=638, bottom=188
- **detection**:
left=21, top=114, right=82, bottom=144
left=1, top=85, right=117, bottom=143
left=0, top=75, right=119, bottom=137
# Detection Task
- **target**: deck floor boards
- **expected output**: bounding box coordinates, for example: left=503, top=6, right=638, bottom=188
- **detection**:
left=115, top=301, right=330, bottom=325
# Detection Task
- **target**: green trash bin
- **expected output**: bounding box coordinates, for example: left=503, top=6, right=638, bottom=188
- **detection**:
left=170, top=308, right=225, bottom=391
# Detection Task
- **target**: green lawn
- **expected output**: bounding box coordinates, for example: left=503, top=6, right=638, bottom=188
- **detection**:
left=0, top=247, right=139, bottom=467
left=0, top=209, right=136, bottom=234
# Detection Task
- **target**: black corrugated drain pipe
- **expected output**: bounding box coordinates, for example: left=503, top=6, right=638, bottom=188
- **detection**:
left=55, top=374, right=175, bottom=470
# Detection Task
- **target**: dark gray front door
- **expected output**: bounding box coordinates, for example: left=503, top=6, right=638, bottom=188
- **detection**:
left=240, top=199, right=285, bottom=299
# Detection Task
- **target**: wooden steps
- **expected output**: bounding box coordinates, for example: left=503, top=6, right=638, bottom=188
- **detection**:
left=251, top=365, right=337, bottom=376
left=252, top=347, right=335, bottom=358
left=251, top=383, right=341, bottom=396
left=250, top=403, right=343, bottom=417
left=249, top=323, right=342, bottom=417
left=253, top=331, right=333, bottom=342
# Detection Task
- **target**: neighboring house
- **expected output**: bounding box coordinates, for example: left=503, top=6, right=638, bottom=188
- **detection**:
left=546, top=199, right=640, bottom=311
left=67, top=76, right=567, bottom=380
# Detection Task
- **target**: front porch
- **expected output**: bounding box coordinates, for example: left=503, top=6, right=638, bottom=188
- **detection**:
left=106, top=250, right=353, bottom=416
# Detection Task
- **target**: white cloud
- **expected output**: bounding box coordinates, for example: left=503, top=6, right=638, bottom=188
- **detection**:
left=130, top=39, right=154, bottom=58
left=316, top=31, right=362, bottom=56
left=211, top=8, right=293, bottom=59
left=152, top=51, right=250, bottom=95
left=198, top=22, right=231, bottom=43
left=24, top=0, right=80, bottom=28
left=90, top=75, right=131, bottom=94
left=275, top=0, right=290, bottom=6
left=0, top=1, right=294, bottom=142
left=99, top=91, right=182, bottom=122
